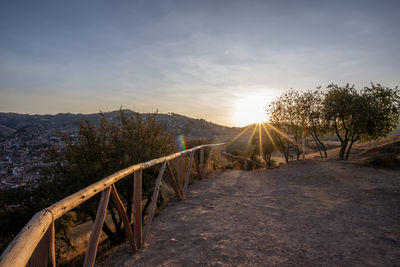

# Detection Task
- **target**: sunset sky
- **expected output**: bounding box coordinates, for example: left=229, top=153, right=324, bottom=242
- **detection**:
left=1, top=0, right=399, bottom=126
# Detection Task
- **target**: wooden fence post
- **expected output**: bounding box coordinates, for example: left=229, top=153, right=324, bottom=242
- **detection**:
left=199, top=147, right=204, bottom=179
left=110, top=185, right=137, bottom=252
left=182, top=152, right=194, bottom=199
left=48, top=221, right=56, bottom=267
left=133, top=169, right=142, bottom=249
left=83, top=186, right=111, bottom=267
left=142, top=161, right=166, bottom=243
left=30, top=220, right=56, bottom=267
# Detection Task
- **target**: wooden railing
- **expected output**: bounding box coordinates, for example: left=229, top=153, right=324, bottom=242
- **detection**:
left=0, top=143, right=225, bottom=267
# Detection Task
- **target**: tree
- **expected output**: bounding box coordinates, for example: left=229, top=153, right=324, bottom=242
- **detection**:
left=298, top=89, right=328, bottom=158
left=323, top=83, right=400, bottom=160
left=323, top=84, right=365, bottom=160
left=268, top=89, right=303, bottom=162
left=360, top=84, right=400, bottom=140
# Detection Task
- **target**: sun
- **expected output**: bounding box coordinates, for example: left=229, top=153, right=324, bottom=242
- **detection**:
left=233, top=95, right=268, bottom=127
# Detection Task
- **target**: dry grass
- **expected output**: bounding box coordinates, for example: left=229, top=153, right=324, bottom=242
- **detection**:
left=307, top=135, right=400, bottom=169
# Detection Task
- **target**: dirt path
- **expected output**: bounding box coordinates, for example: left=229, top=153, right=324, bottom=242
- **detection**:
left=102, top=160, right=400, bottom=266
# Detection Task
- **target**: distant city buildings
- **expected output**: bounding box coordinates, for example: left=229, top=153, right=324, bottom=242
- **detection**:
left=0, top=125, right=77, bottom=189
left=0, top=111, right=239, bottom=190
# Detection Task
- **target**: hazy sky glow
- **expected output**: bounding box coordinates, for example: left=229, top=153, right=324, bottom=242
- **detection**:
left=1, top=0, right=399, bottom=126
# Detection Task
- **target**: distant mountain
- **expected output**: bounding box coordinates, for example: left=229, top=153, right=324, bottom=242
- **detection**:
left=0, top=110, right=242, bottom=142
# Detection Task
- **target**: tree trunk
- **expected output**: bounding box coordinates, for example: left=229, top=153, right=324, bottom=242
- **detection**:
left=319, top=141, right=327, bottom=158
left=294, top=132, right=301, bottom=161
left=345, top=139, right=357, bottom=160
left=265, top=153, right=271, bottom=167
left=311, top=134, right=323, bottom=158
left=314, top=134, right=327, bottom=158
left=339, top=139, right=348, bottom=160
left=285, top=140, right=290, bottom=162
left=278, top=136, right=289, bottom=163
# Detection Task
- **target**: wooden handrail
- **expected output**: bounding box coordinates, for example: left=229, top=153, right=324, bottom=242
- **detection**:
left=0, top=143, right=224, bottom=267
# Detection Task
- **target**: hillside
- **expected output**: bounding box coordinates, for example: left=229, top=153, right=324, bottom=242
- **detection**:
left=317, top=135, right=400, bottom=168
left=0, top=110, right=243, bottom=189
left=0, top=110, right=242, bottom=141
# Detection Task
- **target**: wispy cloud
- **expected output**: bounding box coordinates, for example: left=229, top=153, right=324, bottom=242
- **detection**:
left=0, top=0, right=399, bottom=126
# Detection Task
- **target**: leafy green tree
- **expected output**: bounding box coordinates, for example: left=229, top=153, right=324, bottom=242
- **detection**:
left=360, top=84, right=400, bottom=140
left=268, top=89, right=303, bottom=162
left=298, top=89, right=328, bottom=158
left=323, top=84, right=366, bottom=160
left=323, top=83, right=400, bottom=160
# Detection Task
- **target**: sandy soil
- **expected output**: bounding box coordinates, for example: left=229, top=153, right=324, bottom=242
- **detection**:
left=101, top=159, right=400, bottom=266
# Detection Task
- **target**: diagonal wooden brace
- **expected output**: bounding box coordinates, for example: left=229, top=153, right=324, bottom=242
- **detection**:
left=110, top=184, right=137, bottom=252
left=142, top=161, right=167, bottom=243
left=182, top=152, right=194, bottom=199
left=83, top=186, right=111, bottom=267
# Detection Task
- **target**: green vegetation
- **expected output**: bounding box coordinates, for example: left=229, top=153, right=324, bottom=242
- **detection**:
left=298, top=89, right=328, bottom=158
left=0, top=110, right=176, bottom=255
left=268, top=83, right=400, bottom=160
left=324, top=83, right=400, bottom=159
left=268, top=89, right=302, bottom=162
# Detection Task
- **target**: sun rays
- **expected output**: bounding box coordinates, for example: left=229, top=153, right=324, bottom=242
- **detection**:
left=226, top=121, right=300, bottom=163
left=260, top=122, right=278, bottom=151
left=244, top=124, right=258, bottom=154
left=258, top=123, right=263, bottom=160
left=225, top=124, right=253, bottom=148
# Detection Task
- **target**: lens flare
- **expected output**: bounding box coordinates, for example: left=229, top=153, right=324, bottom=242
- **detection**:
left=177, top=134, right=187, bottom=150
